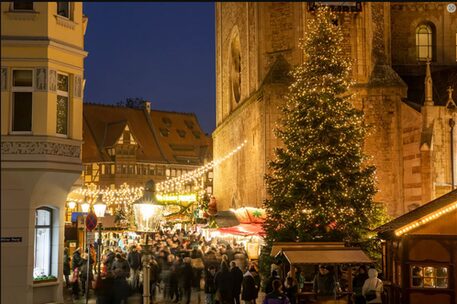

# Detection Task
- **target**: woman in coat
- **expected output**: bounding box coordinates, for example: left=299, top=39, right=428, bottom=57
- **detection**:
left=215, top=261, right=234, bottom=304
left=362, top=268, right=383, bottom=304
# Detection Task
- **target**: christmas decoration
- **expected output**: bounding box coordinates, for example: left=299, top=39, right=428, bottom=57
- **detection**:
left=263, top=6, right=388, bottom=256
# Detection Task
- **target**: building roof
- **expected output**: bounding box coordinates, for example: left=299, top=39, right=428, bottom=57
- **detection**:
left=376, top=189, right=457, bottom=238
left=279, top=248, right=373, bottom=265
left=82, top=103, right=212, bottom=165
left=270, top=242, right=346, bottom=257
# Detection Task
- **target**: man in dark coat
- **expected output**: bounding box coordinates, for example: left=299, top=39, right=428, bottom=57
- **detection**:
left=181, top=257, right=194, bottom=304
left=312, top=265, right=336, bottom=300
left=215, top=261, right=234, bottom=304
left=241, top=268, right=258, bottom=304
left=205, top=265, right=217, bottom=304
left=230, top=261, right=244, bottom=304
left=71, top=248, right=82, bottom=270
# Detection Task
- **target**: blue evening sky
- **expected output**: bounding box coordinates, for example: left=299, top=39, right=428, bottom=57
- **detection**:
left=83, top=3, right=215, bottom=134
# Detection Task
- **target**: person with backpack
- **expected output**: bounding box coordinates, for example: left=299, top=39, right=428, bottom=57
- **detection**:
left=262, top=280, right=290, bottom=304
left=362, top=268, right=383, bottom=303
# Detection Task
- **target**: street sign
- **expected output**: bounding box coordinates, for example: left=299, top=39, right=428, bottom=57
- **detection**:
left=86, top=232, right=95, bottom=245
left=85, top=211, right=98, bottom=232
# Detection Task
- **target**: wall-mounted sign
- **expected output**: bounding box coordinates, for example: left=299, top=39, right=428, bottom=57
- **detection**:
left=1, top=237, right=22, bottom=243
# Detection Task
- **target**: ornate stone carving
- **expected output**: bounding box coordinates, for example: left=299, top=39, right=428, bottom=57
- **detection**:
left=1, top=141, right=81, bottom=158
left=35, top=68, right=47, bottom=91
left=1, top=67, right=6, bottom=91
left=74, top=75, right=82, bottom=98
left=49, top=70, right=57, bottom=92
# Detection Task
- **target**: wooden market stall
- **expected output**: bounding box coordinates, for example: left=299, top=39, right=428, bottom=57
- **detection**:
left=271, top=242, right=373, bottom=304
left=376, top=189, right=457, bottom=304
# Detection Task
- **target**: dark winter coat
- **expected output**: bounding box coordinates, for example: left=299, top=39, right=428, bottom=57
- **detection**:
left=63, top=253, right=71, bottom=275
left=205, top=271, right=216, bottom=294
left=180, top=263, right=194, bottom=289
left=127, top=251, right=142, bottom=270
left=111, top=257, right=130, bottom=279
left=215, top=270, right=234, bottom=301
left=231, top=266, right=244, bottom=295
left=241, top=272, right=257, bottom=301
left=71, top=252, right=82, bottom=270
left=313, top=272, right=335, bottom=296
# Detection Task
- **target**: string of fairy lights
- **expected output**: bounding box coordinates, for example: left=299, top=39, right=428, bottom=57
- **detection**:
left=66, top=140, right=248, bottom=211
left=156, top=139, right=247, bottom=194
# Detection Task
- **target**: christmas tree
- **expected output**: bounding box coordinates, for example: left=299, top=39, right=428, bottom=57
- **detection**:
left=263, top=7, right=387, bottom=249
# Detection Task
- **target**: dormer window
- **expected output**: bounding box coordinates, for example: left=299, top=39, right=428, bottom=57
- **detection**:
left=13, top=2, right=34, bottom=10
left=57, top=2, right=71, bottom=19
left=177, top=129, right=186, bottom=138
left=162, top=117, right=172, bottom=128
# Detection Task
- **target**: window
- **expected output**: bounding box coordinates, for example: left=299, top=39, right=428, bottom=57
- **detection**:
left=416, top=24, right=433, bottom=61
left=56, top=73, right=69, bottom=135
left=411, top=265, right=448, bottom=288
left=13, top=2, right=33, bottom=10
left=57, top=2, right=70, bottom=19
left=34, top=208, right=52, bottom=278
left=177, top=129, right=186, bottom=138
left=84, top=164, right=92, bottom=175
left=12, top=70, right=33, bottom=132
left=230, top=32, right=241, bottom=103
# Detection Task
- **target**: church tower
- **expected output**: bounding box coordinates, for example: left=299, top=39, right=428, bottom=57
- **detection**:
left=213, top=3, right=407, bottom=215
left=213, top=2, right=456, bottom=217
left=1, top=2, right=87, bottom=303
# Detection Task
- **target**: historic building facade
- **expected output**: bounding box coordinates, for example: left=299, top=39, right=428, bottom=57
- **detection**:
left=81, top=102, right=212, bottom=189
left=213, top=2, right=457, bottom=216
left=1, top=2, right=87, bottom=303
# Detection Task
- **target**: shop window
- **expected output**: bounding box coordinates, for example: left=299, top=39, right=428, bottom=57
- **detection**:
left=416, top=24, right=433, bottom=61
left=12, top=70, right=33, bottom=132
left=171, top=169, right=176, bottom=177
left=411, top=265, right=448, bottom=288
left=56, top=73, right=68, bottom=135
left=34, top=208, right=52, bottom=278
left=13, top=2, right=34, bottom=10
left=166, top=169, right=171, bottom=177
left=85, top=164, right=92, bottom=175
left=57, top=2, right=71, bottom=19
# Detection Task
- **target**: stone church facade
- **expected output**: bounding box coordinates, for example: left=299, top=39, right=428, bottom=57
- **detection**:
left=212, top=2, right=457, bottom=217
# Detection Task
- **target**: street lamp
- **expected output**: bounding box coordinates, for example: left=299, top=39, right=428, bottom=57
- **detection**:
left=132, top=180, right=163, bottom=304
left=67, top=201, right=76, bottom=210
left=93, top=194, right=106, bottom=275
left=80, top=200, right=90, bottom=213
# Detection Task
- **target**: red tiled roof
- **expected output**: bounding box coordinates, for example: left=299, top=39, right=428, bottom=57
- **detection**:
left=82, top=103, right=212, bottom=165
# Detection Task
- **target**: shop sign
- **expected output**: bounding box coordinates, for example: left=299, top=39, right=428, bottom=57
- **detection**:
left=1, top=237, right=22, bottom=243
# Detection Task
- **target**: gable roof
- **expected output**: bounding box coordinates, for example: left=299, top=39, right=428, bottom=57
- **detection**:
left=376, top=189, right=457, bottom=238
left=82, top=103, right=212, bottom=165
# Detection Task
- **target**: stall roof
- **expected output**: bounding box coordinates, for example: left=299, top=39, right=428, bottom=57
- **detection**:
left=278, top=247, right=373, bottom=264
left=270, top=242, right=345, bottom=257
left=215, top=211, right=240, bottom=228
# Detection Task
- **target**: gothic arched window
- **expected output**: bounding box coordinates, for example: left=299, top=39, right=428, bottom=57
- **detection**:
left=416, top=24, right=433, bottom=61
left=230, top=33, right=241, bottom=104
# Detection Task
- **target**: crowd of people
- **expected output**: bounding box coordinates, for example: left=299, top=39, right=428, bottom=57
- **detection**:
left=63, top=229, right=383, bottom=304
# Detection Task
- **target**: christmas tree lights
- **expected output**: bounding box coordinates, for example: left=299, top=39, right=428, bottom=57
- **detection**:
left=263, top=7, right=388, bottom=252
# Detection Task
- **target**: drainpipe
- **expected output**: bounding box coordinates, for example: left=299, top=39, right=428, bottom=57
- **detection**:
left=450, top=118, right=455, bottom=190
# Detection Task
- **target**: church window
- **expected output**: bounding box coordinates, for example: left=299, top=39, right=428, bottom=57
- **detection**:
left=230, top=33, right=241, bottom=104
left=57, top=2, right=71, bottom=19
left=56, top=73, right=69, bottom=135
left=416, top=24, right=433, bottom=61
left=34, top=208, right=52, bottom=278
left=13, top=2, right=33, bottom=10
left=12, top=70, right=33, bottom=133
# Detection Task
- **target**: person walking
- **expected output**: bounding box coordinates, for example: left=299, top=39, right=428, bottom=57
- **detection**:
left=362, top=268, right=383, bottom=304
left=111, top=253, right=130, bottom=304
left=312, top=265, right=336, bottom=301
left=215, top=261, right=234, bottom=304
left=63, top=247, right=71, bottom=288
left=230, top=261, right=244, bottom=304
left=241, top=267, right=257, bottom=304
left=181, top=257, right=194, bottom=304
left=353, top=266, right=369, bottom=304
left=262, top=280, right=290, bottom=304
left=283, top=276, right=298, bottom=304
left=127, top=245, right=142, bottom=291
left=80, top=253, right=94, bottom=297
left=265, top=270, right=280, bottom=295
left=205, top=265, right=217, bottom=304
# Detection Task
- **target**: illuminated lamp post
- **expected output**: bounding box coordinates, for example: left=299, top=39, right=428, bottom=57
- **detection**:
left=93, top=194, right=106, bottom=275
left=133, top=180, right=163, bottom=304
